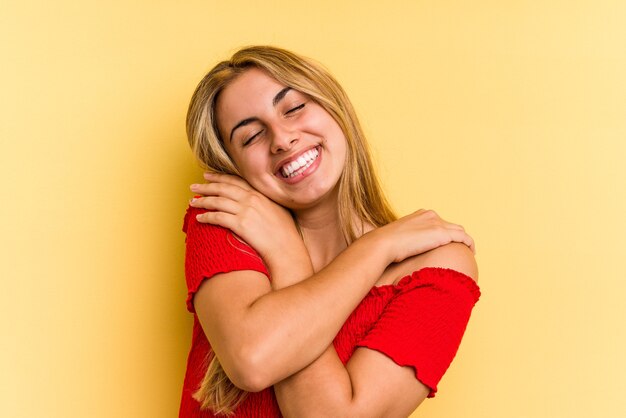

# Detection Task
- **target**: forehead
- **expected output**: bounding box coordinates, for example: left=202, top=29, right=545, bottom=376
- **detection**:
left=215, top=68, right=286, bottom=128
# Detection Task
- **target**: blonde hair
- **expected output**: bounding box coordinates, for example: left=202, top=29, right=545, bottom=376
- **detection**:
left=186, top=46, right=397, bottom=414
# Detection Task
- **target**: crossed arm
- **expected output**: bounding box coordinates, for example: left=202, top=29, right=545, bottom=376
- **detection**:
left=189, top=174, right=478, bottom=416
left=192, top=226, right=393, bottom=392
left=273, top=243, right=478, bottom=418
left=194, top=237, right=477, bottom=417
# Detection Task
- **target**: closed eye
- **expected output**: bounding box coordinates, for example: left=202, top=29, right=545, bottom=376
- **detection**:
left=243, top=129, right=263, bottom=146
left=286, top=103, right=305, bottom=115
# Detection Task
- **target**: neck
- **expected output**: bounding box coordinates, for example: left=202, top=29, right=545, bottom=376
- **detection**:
left=293, top=200, right=347, bottom=272
left=293, top=188, right=377, bottom=271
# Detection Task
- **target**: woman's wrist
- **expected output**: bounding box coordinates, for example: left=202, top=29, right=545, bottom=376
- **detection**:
left=357, top=226, right=395, bottom=267
left=266, top=241, right=313, bottom=289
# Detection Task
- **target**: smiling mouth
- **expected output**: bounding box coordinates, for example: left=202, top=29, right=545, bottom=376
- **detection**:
left=279, top=147, right=320, bottom=178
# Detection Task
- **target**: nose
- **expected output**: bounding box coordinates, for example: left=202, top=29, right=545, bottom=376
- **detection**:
left=270, top=124, right=299, bottom=154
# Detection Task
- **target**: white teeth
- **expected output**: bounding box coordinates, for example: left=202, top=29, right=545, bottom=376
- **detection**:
left=280, top=148, right=319, bottom=178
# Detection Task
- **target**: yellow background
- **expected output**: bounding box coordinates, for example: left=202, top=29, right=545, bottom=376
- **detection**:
left=2, top=1, right=625, bottom=417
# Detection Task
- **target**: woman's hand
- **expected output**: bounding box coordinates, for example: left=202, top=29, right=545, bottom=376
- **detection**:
left=189, top=172, right=310, bottom=287
left=369, top=209, right=476, bottom=264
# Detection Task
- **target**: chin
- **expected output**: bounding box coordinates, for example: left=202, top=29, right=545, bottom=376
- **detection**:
left=285, top=185, right=340, bottom=212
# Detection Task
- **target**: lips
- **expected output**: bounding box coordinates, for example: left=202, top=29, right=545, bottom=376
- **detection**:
left=276, top=146, right=320, bottom=178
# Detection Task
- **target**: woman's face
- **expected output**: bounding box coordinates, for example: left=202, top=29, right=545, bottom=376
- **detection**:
left=215, top=68, right=347, bottom=211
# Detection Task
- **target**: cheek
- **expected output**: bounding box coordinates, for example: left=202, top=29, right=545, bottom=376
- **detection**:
left=307, top=111, right=347, bottom=148
left=326, top=122, right=348, bottom=158
left=235, top=156, right=274, bottom=190
left=236, top=159, right=264, bottom=181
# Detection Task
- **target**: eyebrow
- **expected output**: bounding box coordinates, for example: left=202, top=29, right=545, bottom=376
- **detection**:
left=272, top=87, right=292, bottom=106
left=229, top=87, right=293, bottom=142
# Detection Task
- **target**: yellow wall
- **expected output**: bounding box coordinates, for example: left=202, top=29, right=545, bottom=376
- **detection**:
left=2, top=1, right=624, bottom=417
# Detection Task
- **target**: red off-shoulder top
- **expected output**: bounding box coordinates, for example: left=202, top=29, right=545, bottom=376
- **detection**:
left=179, top=207, right=480, bottom=418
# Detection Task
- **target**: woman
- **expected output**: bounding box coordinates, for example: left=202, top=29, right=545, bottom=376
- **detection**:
left=180, top=46, right=480, bottom=417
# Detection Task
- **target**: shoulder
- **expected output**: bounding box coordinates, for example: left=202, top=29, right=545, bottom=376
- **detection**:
left=183, top=204, right=264, bottom=263
left=416, top=242, right=478, bottom=281
left=183, top=205, right=235, bottom=243
left=183, top=205, right=218, bottom=233
left=393, top=243, right=478, bottom=284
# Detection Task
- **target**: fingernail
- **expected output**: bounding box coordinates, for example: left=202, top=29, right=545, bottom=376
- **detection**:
left=190, top=184, right=199, bottom=191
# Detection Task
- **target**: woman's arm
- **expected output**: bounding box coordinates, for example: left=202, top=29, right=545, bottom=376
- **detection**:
left=189, top=175, right=475, bottom=392
left=274, top=243, right=479, bottom=417
left=192, top=223, right=381, bottom=391
left=276, top=345, right=429, bottom=418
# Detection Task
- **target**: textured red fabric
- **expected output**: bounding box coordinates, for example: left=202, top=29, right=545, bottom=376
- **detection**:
left=183, top=206, right=270, bottom=313
left=179, top=206, right=481, bottom=417
left=356, top=268, right=481, bottom=397
left=180, top=207, right=279, bottom=418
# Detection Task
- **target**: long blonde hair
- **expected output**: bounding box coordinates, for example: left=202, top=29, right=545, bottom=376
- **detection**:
left=186, top=46, right=397, bottom=414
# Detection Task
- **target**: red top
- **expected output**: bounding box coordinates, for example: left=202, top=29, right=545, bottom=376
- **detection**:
left=179, top=206, right=481, bottom=418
